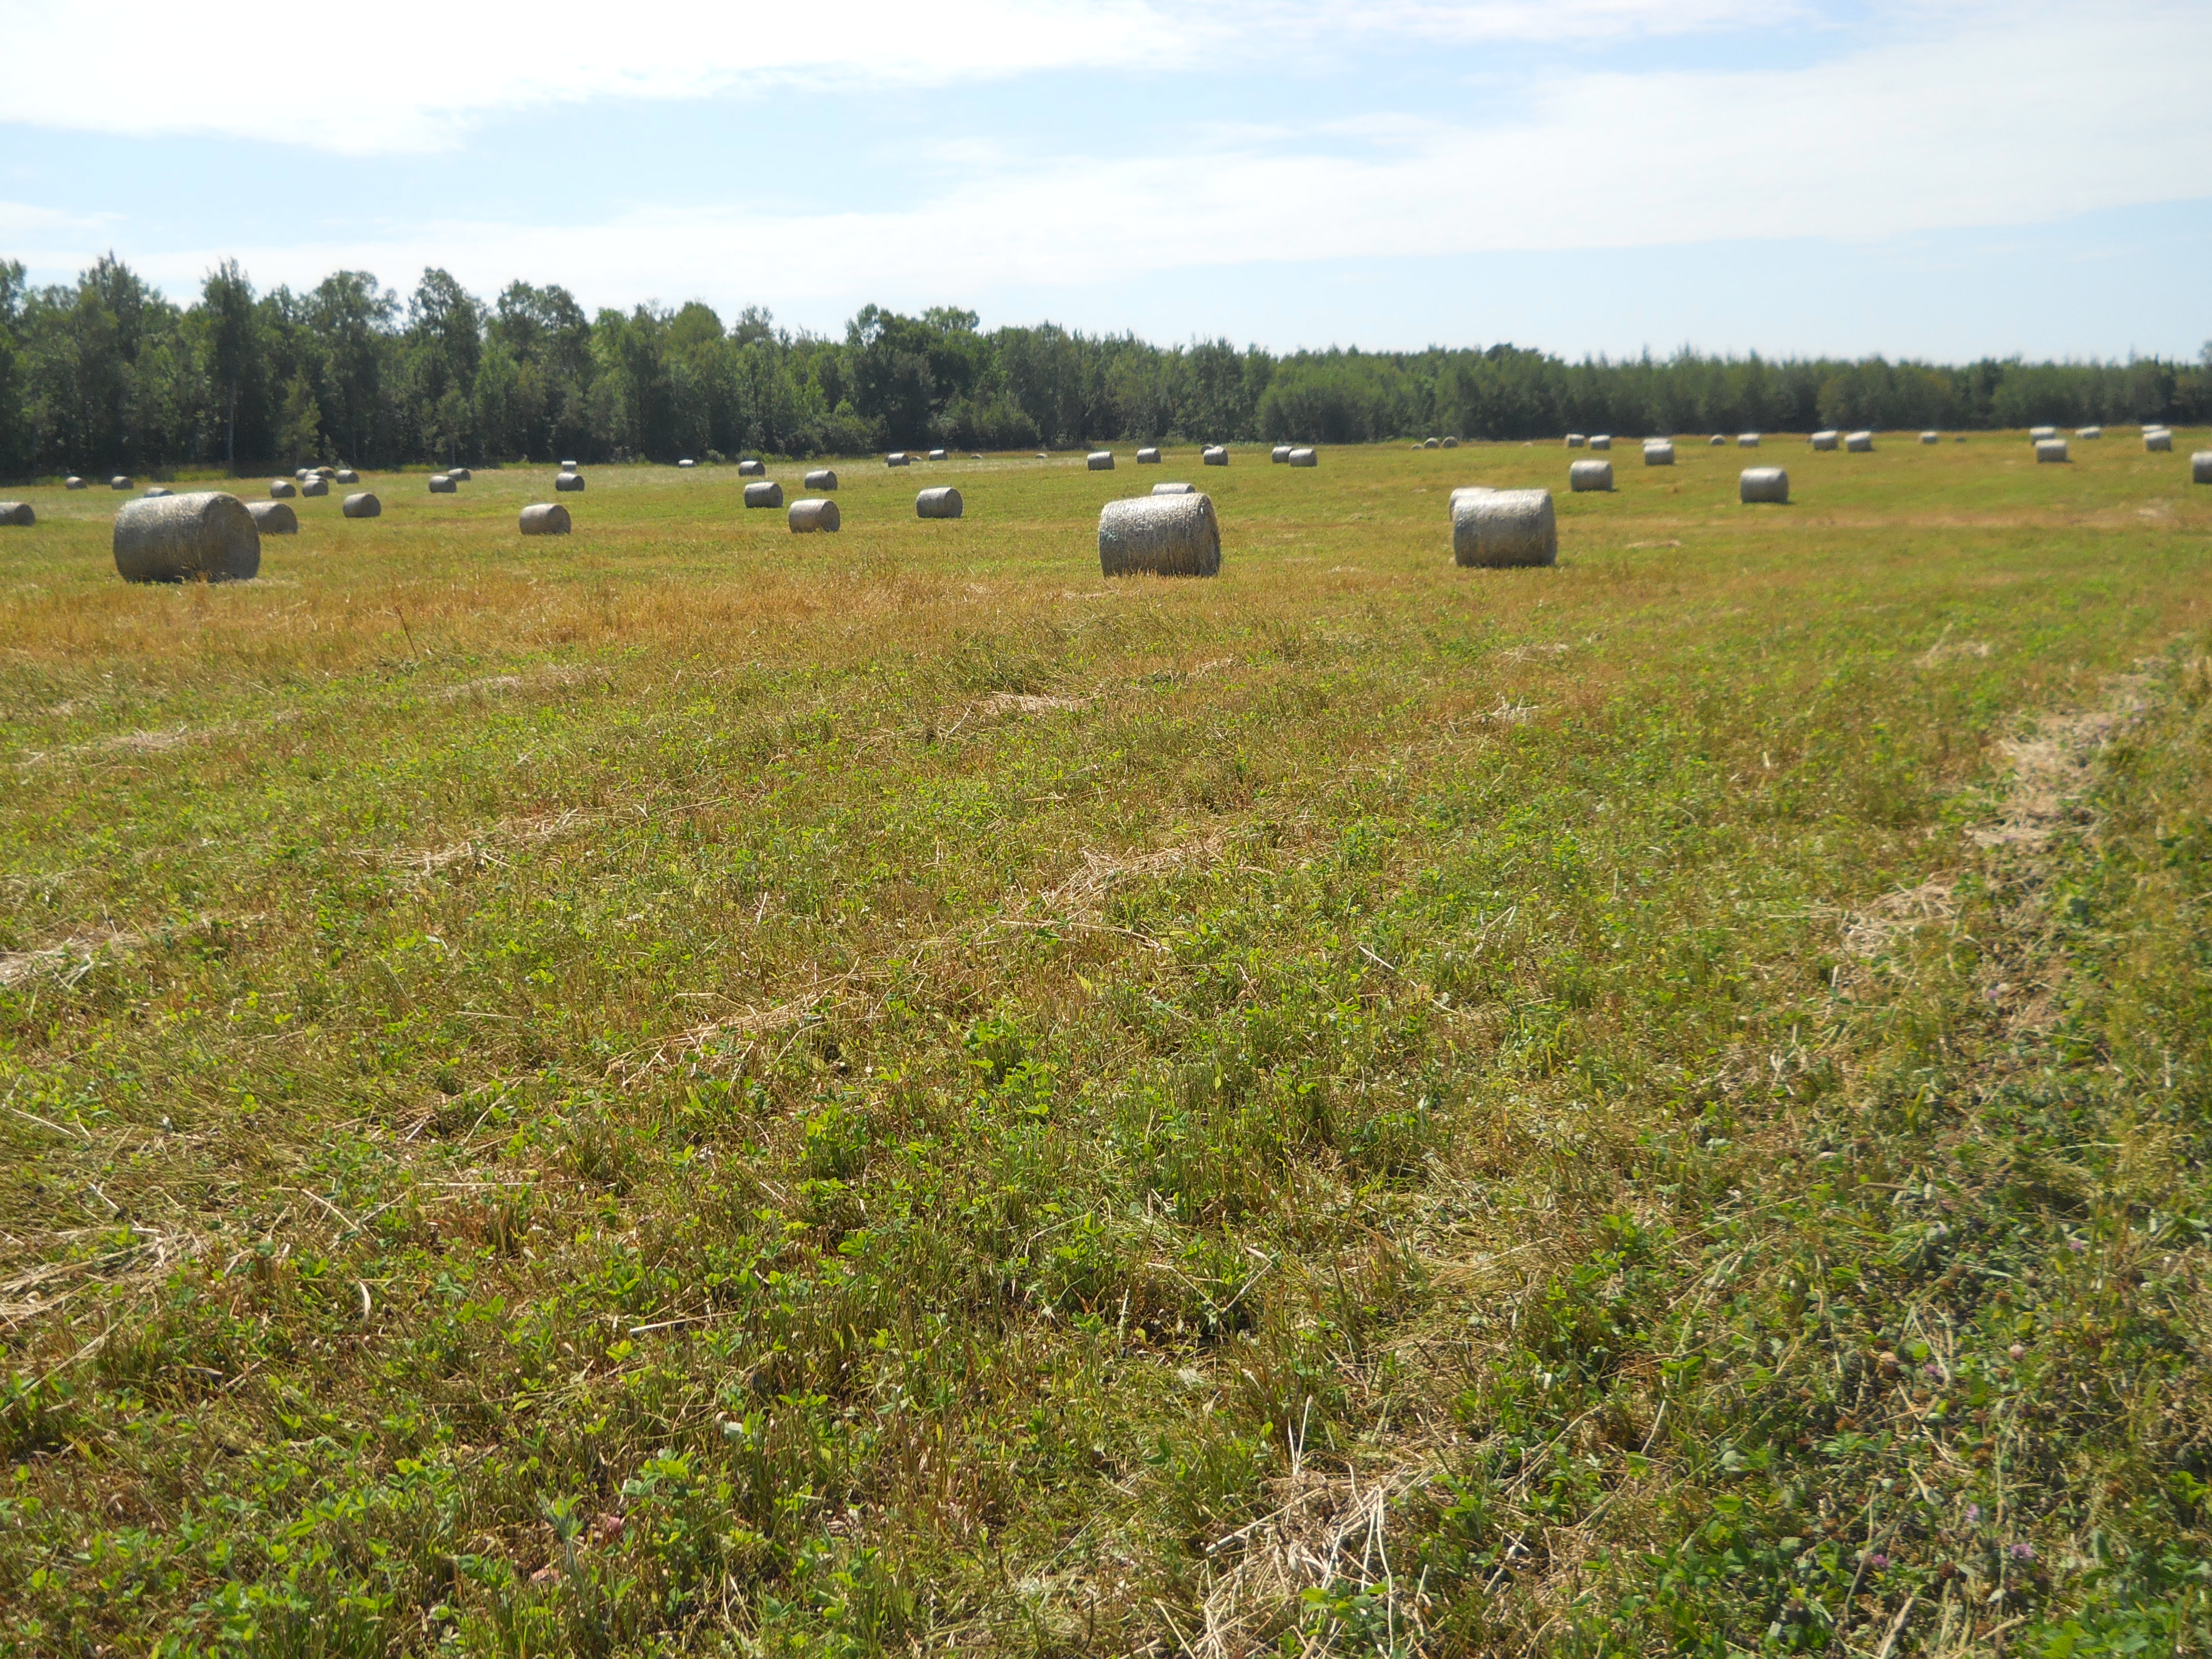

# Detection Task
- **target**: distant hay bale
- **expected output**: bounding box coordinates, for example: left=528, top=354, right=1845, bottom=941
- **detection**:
left=248, top=501, right=297, bottom=534
left=1271, top=445, right=1292, bottom=463
left=1738, top=434, right=1760, bottom=448
left=1441, top=436, right=1459, bottom=449
left=2029, top=426, right=2056, bottom=441
left=2076, top=426, right=2101, bottom=439
left=928, top=448, right=947, bottom=461
left=1203, top=446, right=1228, bottom=466
left=342, top=492, right=381, bottom=519
left=144, top=487, right=171, bottom=497
left=1566, top=434, right=1586, bottom=448
left=1920, top=431, right=1940, bottom=444
left=1569, top=459, right=1613, bottom=492
left=789, top=498, right=840, bottom=534
left=300, top=477, right=328, bottom=497
left=428, top=474, right=456, bottom=493
left=1099, top=492, right=1220, bottom=578
left=113, top=491, right=260, bottom=583
left=1152, top=481, right=1197, bottom=495
left=446, top=466, right=472, bottom=482
left=2035, top=438, right=2069, bottom=463
left=1287, top=447, right=1317, bottom=467
left=886, top=452, right=911, bottom=467
left=1811, top=430, right=1839, bottom=451
left=804, top=468, right=839, bottom=491
left=2143, top=430, right=2172, bottom=452
left=520, top=503, right=571, bottom=536
left=1088, top=451, right=1115, bottom=471
left=269, top=479, right=297, bottom=499
left=560, top=459, right=579, bottom=471
left=1421, top=437, right=1440, bottom=449
left=1845, top=431, right=1874, bottom=452
left=743, top=480, right=785, bottom=509
left=1450, top=485, right=1494, bottom=505
left=1643, top=440, right=1675, bottom=466
left=0, top=501, right=33, bottom=527
left=1588, top=435, right=1612, bottom=451
left=314, top=465, right=336, bottom=479
left=65, top=476, right=88, bottom=490
left=1709, top=434, right=1726, bottom=446
left=110, top=476, right=132, bottom=490
left=295, top=469, right=313, bottom=482
left=1452, top=487, right=1556, bottom=568
left=335, top=469, right=359, bottom=484
left=678, top=458, right=696, bottom=469
left=916, top=486, right=963, bottom=519
left=554, top=472, right=585, bottom=492
left=738, top=459, right=764, bottom=476
left=2194, top=452, right=2212, bottom=485
left=1137, top=446, right=1161, bottom=463
left=1739, top=467, right=1789, bottom=504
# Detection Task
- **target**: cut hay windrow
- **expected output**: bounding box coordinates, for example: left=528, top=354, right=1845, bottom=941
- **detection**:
left=113, top=491, right=259, bottom=583
left=1569, top=459, right=1613, bottom=493
left=519, top=503, right=570, bottom=536
left=247, top=501, right=296, bottom=534
left=1452, top=487, right=1556, bottom=568
left=1740, top=467, right=1789, bottom=504
left=1098, top=492, right=1219, bottom=577
left=789, top=498, right=840, bottom=533
left=916, top=486, right=964, bottom=519
left=743, top=481, right=785, bottom=509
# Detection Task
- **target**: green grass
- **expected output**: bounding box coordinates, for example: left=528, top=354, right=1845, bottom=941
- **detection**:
left=3, top=432, right=2210, bottom=1656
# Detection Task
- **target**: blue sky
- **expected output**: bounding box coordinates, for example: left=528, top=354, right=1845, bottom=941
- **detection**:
left=2, top=0, right=2206, bottom=360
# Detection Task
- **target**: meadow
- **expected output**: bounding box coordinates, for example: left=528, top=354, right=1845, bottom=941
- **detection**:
left=3, top=431, right=2210, bottom=1656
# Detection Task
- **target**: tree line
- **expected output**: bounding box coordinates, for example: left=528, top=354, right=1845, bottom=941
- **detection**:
left=1, top=253, right=2205, bottom=477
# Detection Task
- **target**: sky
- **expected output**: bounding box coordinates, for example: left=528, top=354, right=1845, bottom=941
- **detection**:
left=2, top=0, right=2207, bottom=361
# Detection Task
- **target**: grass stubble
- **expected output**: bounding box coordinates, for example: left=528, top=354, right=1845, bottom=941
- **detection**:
left=2, top=434, right=2210, bottom=1655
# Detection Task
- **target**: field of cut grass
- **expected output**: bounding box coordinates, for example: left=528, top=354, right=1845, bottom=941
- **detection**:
left=4, top=432, right=2211, bottom=1657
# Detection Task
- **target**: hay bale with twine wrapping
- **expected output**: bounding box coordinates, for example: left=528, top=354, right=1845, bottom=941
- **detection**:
left=886, top=452, right=910, bottom=467
left=916, top=486, right=963, bottom=520
left=428, top=474, right=456, bottom=494
left=247, top=501, right=296, bottom=534
left=520, top=503, right=570, bottom=536
left=1566, top=434, right=1586, bottom=448
left=1203, top=446, right=1228, bottom=466
left=1740, top=467, right=1789, bottom=504
left=66, top=476, right=88, bottom=490
left=1589, top=435, right=1612, bottom=451
left=1920, top=431, right=1940, bottom=444
left=804, top=469, right=838, bottom=491
left=0, top=501, right=33, bottom=527
left=1421, top=438, right=1440, bottom=450
left=1137, top=446, right=1161, bottom=463
left=1271, top=445, right=1292, bottom=463
left=2035, top=438, right=2069, bottom=464
left=738, top=459, right=764, bottom=476
left=1153, top=482, right=1196, bottom=495
left=2193, top=452, right=2212, bottom=485
left=1099, top=493, right=1220, bottom=578
left=1088, top=451, right=1115, bottom=471
left=2029, top=426, right=2056, bottom=441
left=1845, top=431, right=1873, bottom=453
left=1442, top=436, right=1459, bottom=449
left=113, top=492, right=259, bottom=583
left=2144, top=430, right=2172, bottom=452
left=1569, top=459, right=1613, bottom=493
left=295, top=469, right=313, bottom=482
left=789, top=498, right=840, bottom=534
left=1453, top=488, right=1556, bottom=568
left=555, top=472, right=584, bottom=493
left=1288, top=448, right=1316, bottom=467
left=335, top=469, right=358, bottom=484
left=300, top=476, right=328, bottom=497
left=1738, top=434, right=1760, bottom=448
left=1644, top=440, right=1674, bottom=466
left=269, top=479, right=296, bottom=499
left=315, top=465, right=336, bottom=479
left=110, top=476, right=132, bottom=490
left=343, top=493, right=381, bottom=519
left=1811, top=431, right=1839, bottom=451
left=743, top=480, right=785, bottom=509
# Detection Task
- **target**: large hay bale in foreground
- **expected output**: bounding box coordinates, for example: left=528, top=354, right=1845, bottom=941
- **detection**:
left=2035, top=438, right=2069, bottom=463
left=1203, top=446, right=1228, bottom=466
left=1087, top=451, right=1115, bottom=471
left=1452, top=488, right=1556, bottom=568
left=1153, top=481, right=1196, bottom=495
left=1740, top=467, right=1789, bottom=504
left=1569, top=459, right=1613, bottom=492
left=342, top=493, right=381, bottom=519
left=555, top=471, right=584, bottom=492
left=1811, top=430, right=1839, bottom=451
left=743, top=480, right=785, bottom=509
left=1845, top=431, right=1874, bottom=453
left=114, top=491, right=259, bottom=583
left=916, top=486, right=963, bottom=519
left=789, top=498, right=840, bottom=533
left=0, top=501, right=34, bottom=526
left=1288, top=447, right=1316, bottom=467
left=1099, top=492, right=1220, bottom=577
left=428, top=474, right=456, bottom=493
left=2143, top=430, right=2172, bottom=452
left=1136, top=446, right=1161, bottom=463
left=269, top=479, right=296, bottom=498
left=519, top=503, right=570, bottom=536
left=1565, top=434, right=1586, bottom=448
left=247, top=501, right=296, bottom=534
left=1644, top=440, right=1674, bottom=466
left=65, top=476, right=87, bottom=490
left=2193, top=452, right=2212, bottom=484
left=804, top=468, right=838, bottom=491
left=1738, top=434, right=1760, bottom=448
left=300, top=476, right=329, bottom=497
left=1588, top=435, right=1612, bottom=451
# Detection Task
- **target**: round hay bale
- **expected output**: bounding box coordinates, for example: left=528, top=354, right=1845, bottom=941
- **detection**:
left=113, top=491, right=259, bottom=583
left=248, top=500, right=297, bottom=534
left=1421, top=437, right=1440, bottom=450
left=1569, top=459, right=1613, bottom=492
left=1738, top=433, right=1760, bottom=448
left=1088, top=451, right=1115, bottom=471
left=1920, top=431, right=1940, bottom=443
left=1811, top=430, right=1839, bottom=451
left=1288, top=448, right=1317, bottom=467
left=2035, top=438, right=2069, bottom=463
left=804, top=468, right=839, bottom=491
left=1739, top=466, right=1789, bottom=504
left=446, top=466, right=472, bottom=482
left=1452, top=488, right=1556, bottom=569
left=0, top=501, right=34, bottom=527
left=269, top=478, right=296, bottom=499
left=2076, top=426, right=2102, bottom=439
left=560, top=458, right=578, bottom=470
left=1202, top=445, right=1228, bottom=466
left=789, top=498, right=840, bottom=534
left=1099, top=492, right=1220, bottom=578
left=1152, top=481, right=1197, bottom=495
left=1441, top=436, right=1459, bottom=449
left=2143, top=430, right=2172, bottom=452
left=743, top=480, right=785, bottom=509
left=886, top=452, right=911, bottom=467
left=314, top=465, right=337, bottom=479
left=335, top=469, right=359, bottom=484
left=342, top=492, right=381, bottom=519
left=1589, top=435, right=1612, bottom=451
left=678, top=458, right=696, bottom=469
left=1709, top=434, right=1727, bottom=446
left=110, top=476, right=132, bottom=490
left=928, top=448, right=947, bottom=462
left=2193, top=452, right=2212, bottom=485
left=1566, top=434, right=1586, bottom=448
left=1450, top=485, right=1494, bottom=504
left=1271, top=445, right=1292, bottom=463
left=2029, top=426, right=2056, bottom=441
left=1845, top=431, right=1874, bottom=453
left=737, top=459, right=764, bottom=477
left=65, top=476, right=88, bottom=490
left=519, top=503, right=570, bottom=536
left=916, top=486, right=963, bottom=519
left=428, top=474, right=456, bottom=494
left=554, top=471, right=585, bottom=493
left=295, top=468, right=313, bottom=482
left=1136, top=446, right=1161, bottom=463
left=1643, top=440, right=1675, bottom=466
left=144, top=487, right=171, bottom=497
left=300, top=476, right=329, bottom=497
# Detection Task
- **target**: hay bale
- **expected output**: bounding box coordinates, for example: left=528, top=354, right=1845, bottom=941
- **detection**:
left=1739, top=466, right=1789, bottom=504
left=0, top=501, right=34, bottom=527
left=300, top=476, right=328, bottom=497
left=1845, top=431, right=1874, bottom=452
left=1441, top=436, right=1459, bottom=449
left=248, top=500, right=297, bottom=534
left=1920, top=431, right=1940, bottom=444
left=928, top=448, right=947, bottom=461
left=916, top=486, right=963, bottom=519
left=737, top=459, right=764, bottom=476
left=804, top=468, right=839, bottom=490
left=1589, top=435, right=1612, bottom=451
left=1709, top=434, right=1726, bottom=445
left=1569, top=459, right=1613, bottom=492
left=335, top=469, right=359, bottom=484
left=269, top=478, right=296, bottom=499
left=1152, top=481, right=1197, bottom=495
left=342, top=492, right=381, bottom=519
left=2193, top=452, right=2212, bottom=485
left=1088, top=451, right=1115, bottom=471
left=65, top=476, right=87, bottom=490
left=2076, top=426, right=2102, bottom=439
left=295, top=469, right=313, bottom=481
left=520, top=503, right=570, bottom=536
left=1450, top=486, right=1494, bottom=504
left=1643, top=439, right=1675, bottom=466
left=110, top=476, right=132, bottom=490
left=1421, top=437, right=1440, bottom=450
left=1137, top=446, right=1161, bottom=463
left=113, top=491, right=260, bottom=583
left=1099, top=492, right=1220, bottom=578
left=2035, top=438, right=2069, bottom=463
left=314, top=465, right=337, bottom=479
left=446, top=466, right=472, bottom=482
left=886, top=452, right=911, bottom=467
left=1203, top=446, right=1228, bottom=466
left=1811, top=430, right=1839, bottom=451
left=428, top=474, right=456, bottom=493
left=1287, top=447, right=1317, bottom=467
left=2144, top=430, right=2172, bottom=452
left=1738, top=434, right=1760, bottom=448
left=678, top=458, right=696, bottom=469
left=1566, top=434, right=1586, bottom=448
left=789, top=498, right=840, bottom=534
left=743, top=480, right=785, bottom=509
left=560, top=458, right=578, bottom=470
left=1271, top=445, right=1292, bottom=463
left=555, top=470, right=585, bottom=492
left=2029, top=426, right=2056, bottom=440
left=1452, top=487, right=1556, bottom=568
left=144, top=487, right=171, bottom=497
